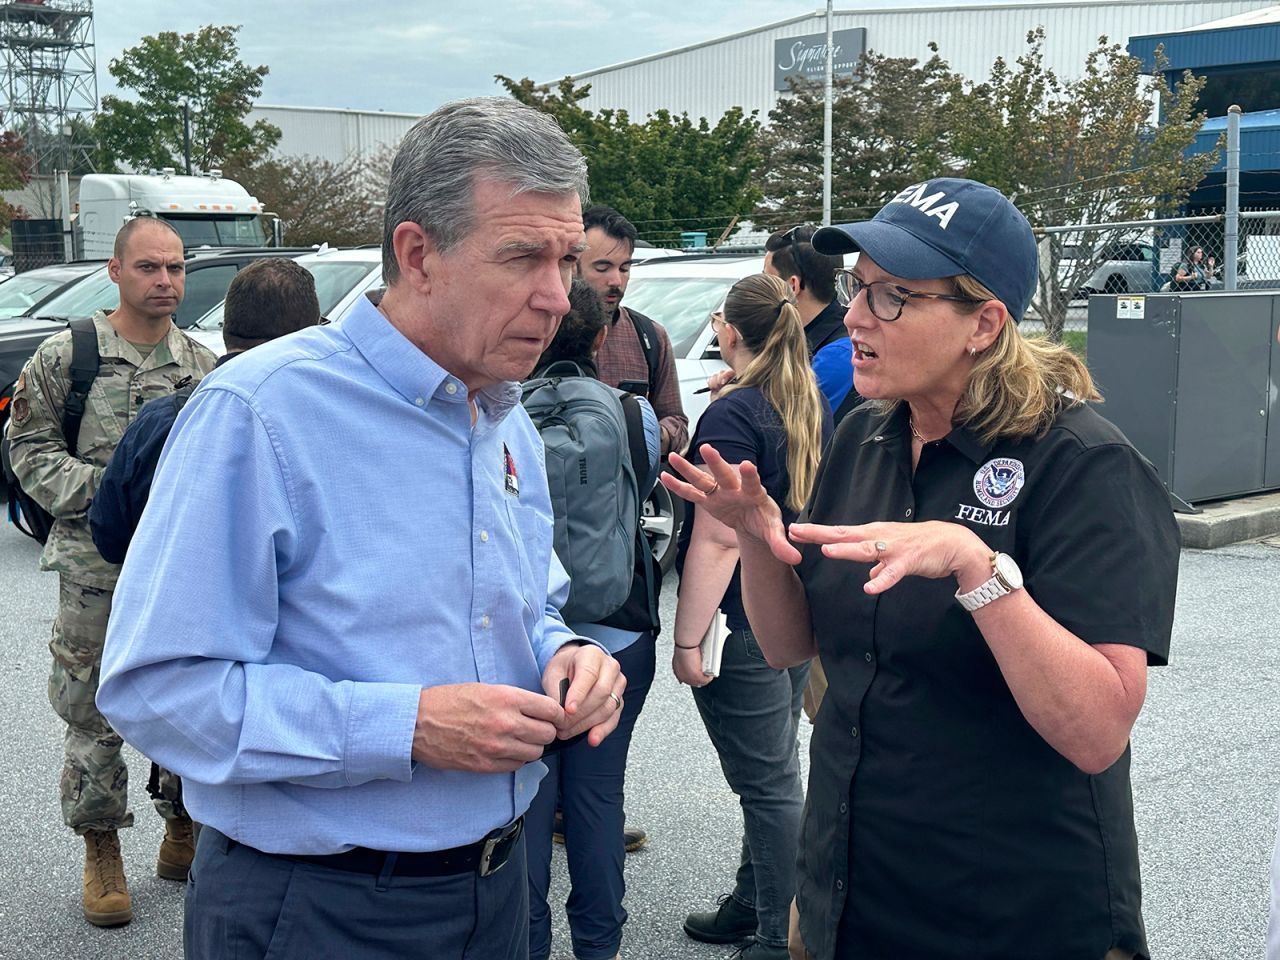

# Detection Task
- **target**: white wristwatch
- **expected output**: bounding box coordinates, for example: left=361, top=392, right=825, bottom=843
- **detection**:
left=955, top=552, right=1023, bottom=612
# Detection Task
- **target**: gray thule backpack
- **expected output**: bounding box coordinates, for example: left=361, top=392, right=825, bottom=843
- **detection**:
left=521, top=361, right=648, bottom=623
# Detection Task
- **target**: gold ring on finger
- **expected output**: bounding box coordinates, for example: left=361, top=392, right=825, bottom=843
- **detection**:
left=608, top=692, right=622, bottom=710
left=706, top=481, right=720, bottom=496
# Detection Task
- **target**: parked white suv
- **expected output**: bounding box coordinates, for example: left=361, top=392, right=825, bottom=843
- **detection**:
left=188, top=247, right=384, bottom=352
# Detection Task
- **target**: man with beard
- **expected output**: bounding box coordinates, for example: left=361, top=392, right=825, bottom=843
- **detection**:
left=579, top=205, right=688, bottom=458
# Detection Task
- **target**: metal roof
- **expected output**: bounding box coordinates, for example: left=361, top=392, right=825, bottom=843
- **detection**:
left=1130, top=8, right=1280, bottom=70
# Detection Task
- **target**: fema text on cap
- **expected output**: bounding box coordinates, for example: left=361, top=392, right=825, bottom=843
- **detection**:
left=889, top=182, right=959, bottom=230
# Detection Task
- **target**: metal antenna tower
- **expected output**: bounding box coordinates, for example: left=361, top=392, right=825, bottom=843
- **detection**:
left=0, top=0, right=96, bottom=175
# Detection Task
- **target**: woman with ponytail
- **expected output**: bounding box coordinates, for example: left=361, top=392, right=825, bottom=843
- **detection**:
left=672, top=272, right=831, bottom=960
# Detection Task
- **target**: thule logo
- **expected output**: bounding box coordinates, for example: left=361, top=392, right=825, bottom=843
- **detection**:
left=578, top=457, right=589, bottom=485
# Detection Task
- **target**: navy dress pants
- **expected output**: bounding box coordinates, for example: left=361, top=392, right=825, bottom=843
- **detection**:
left=185, top=827, right=529, bottom=960
left=525, top=631, right=656, bottom=960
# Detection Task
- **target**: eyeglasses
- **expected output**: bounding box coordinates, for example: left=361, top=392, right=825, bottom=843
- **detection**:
left=835, top=269, right=985, bottom=322
left=708, top=310, right=726, bottom=331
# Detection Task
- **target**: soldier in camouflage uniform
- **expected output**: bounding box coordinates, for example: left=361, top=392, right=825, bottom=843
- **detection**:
left=6, top=217, right=216, bottom=927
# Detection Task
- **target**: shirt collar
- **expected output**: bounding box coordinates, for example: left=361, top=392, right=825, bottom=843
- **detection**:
left=859, top=402, right=995, bottom=464
left=94, top=311, right=178, bottom=370
left=804, top=299, right=847, bottom=353
left=342, top=292, right=522, bottom=425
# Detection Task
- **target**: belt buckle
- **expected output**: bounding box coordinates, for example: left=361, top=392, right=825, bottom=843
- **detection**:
left=477, top=817, right=523, bottom=878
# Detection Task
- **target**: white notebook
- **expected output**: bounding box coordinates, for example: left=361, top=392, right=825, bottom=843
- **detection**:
left=700, top=612, right=730, bottom=678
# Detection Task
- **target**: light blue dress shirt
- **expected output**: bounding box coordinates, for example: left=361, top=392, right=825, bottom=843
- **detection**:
left=98, top=294, right=583, bottom=855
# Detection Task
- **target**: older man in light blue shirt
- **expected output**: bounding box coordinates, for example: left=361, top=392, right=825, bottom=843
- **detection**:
left=97, top=98, right=625, bottom=960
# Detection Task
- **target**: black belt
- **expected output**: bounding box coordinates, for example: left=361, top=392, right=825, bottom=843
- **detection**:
left=232, top=817, right=524, bottom=879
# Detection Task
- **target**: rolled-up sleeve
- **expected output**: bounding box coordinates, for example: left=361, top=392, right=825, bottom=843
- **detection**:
left=97, top=386, right=421, bottom=789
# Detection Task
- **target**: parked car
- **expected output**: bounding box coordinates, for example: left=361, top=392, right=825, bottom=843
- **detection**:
left=1071, top=241, right=1160, bottom=298
left=187, top=247, right=384, bottom=352
left=0, top=251, right=313, bottom=439
left=0, top=261, right=105, bottom=321
left=622, top=253, right=749, bottom=429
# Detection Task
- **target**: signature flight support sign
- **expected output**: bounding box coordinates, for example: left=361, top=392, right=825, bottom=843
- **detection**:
left=773, top=27, right=868, bottom=92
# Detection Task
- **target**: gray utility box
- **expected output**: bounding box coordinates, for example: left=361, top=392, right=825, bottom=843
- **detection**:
left=1087, top=291, right=1280, bottom=506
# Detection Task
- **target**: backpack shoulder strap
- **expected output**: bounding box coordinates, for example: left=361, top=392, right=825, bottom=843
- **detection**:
left=538, top=360, right=589, bottom=380
left=618, top=393, right=648, bottom=493
left=62, top=317, right=101, bottom=457
left=625, top=309, right=661, bottom=390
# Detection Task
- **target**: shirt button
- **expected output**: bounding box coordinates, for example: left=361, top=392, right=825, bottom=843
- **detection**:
left=481, top=614, right=491, bottom=628
left=904, top=508, right=913, bottom=518
left=414, top=396, right=425, bottom=407
left=864, top=652, right=872, bottom=662
left=445, top=382, right=458, bottom=395
left=836, top=879, right=845, bottom=891
left=839, top=802, right=848, bottom=815
left=850, top=726, right=859, bottom=738
left=873, top=435, right=883, bottom=442
left=479, top=531, right=489, bottom=542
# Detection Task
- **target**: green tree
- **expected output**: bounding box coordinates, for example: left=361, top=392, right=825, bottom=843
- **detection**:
left=753, top=48, right=962, bottom=228
left=94, top=25, right=280, bottom=174
left=949, top=30, right=1218, bottom=337
left=498, top=76, right=762, bottom=245
left=0, top=120, right=33, bottom=234
left=238, top=153, right=380, bottom=247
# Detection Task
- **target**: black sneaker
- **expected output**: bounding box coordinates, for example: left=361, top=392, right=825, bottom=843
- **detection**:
left=683, top=894, right=757, bottom=944
left=730, top=938, right=790, bottom=960
left=623, top=826, right=648, bottom=853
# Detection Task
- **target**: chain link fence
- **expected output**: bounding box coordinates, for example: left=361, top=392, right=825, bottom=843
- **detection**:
left=1028, top=211, right=1280, bottom=345
left=9, top=219, right=71, bottom=273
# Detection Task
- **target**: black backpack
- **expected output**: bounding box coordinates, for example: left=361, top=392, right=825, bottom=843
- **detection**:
left=1, top=317, right=100, bottom=543
left=626, top=308, right=662, bottom=397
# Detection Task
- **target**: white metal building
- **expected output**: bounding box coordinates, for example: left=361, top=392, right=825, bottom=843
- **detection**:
left=567, top=1, right=1278, bottom=122
left=248, top=104, right=422, bottom=164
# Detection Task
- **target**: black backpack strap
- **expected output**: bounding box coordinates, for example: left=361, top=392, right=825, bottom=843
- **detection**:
left=538, top=360, right=589, bottom=380
left=620, top=393, right=660, bottom=630
left=619, top=394, right=649, bottom=494
left=626, top=309, right=661, bottom=392
left=62, top=317, right=101, bottom=457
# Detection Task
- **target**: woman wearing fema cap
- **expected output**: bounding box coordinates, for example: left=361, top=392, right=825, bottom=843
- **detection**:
left=661, top=178, right=1179, bottom=960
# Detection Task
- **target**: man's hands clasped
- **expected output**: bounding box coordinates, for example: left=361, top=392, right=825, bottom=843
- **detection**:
left=411, top=643, right=625, bottom=774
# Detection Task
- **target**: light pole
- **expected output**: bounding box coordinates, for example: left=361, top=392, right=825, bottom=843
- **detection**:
left=822, top=0, right=833, bottom=226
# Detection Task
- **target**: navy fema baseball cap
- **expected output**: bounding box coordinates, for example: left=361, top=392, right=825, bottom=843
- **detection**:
left=812, top=178, right=1038, bottom=322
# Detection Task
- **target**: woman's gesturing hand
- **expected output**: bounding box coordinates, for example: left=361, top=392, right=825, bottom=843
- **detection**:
left=788, top=520, right=990, bottom=595
left=661, top=444, right=800, bottom=565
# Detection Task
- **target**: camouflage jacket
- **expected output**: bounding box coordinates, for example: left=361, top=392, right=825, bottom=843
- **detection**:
left=7, top=311, right=216, bottom=588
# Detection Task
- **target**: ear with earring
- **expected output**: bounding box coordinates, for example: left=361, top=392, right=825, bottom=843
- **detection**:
left=968, top=346, right=977, bottom=357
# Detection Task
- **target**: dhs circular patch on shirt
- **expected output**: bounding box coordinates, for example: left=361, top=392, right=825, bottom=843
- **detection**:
left=973, top=457, right=1025, bottom=509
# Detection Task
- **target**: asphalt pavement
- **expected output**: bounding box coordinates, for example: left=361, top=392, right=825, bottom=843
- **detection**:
left=0, top=522, right=1275, bottom=959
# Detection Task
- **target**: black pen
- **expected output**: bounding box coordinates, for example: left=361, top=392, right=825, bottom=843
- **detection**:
left=694, top=377, right=738, bottom=395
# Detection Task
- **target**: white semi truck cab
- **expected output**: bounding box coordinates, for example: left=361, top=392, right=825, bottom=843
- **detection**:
left=76, top=169, right=274, bottom=258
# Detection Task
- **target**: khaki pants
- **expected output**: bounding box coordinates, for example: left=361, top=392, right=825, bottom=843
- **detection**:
left=48, top=576, right=183, bottom=833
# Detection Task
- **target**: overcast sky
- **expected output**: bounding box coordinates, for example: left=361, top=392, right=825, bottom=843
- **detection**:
left=92, top=0, right=1132, bottom=116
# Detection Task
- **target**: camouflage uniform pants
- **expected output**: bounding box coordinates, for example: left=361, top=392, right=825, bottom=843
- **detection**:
left=48, top=576, right=184, bottom=834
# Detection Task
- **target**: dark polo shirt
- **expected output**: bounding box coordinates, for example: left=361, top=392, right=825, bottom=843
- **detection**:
left=794, top=400, right=1179, bottom=960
